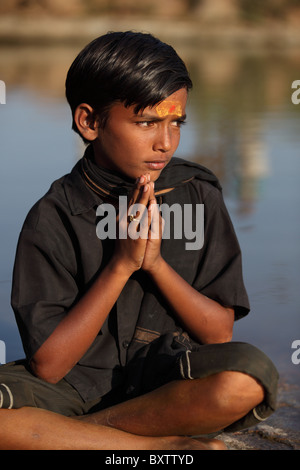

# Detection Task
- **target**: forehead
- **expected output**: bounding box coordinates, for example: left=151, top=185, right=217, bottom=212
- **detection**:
left=146, top=88, right=188, bottom=117
left=107, top=88, right=188, bottom=120
left=154, top=100, right=183, bottom=118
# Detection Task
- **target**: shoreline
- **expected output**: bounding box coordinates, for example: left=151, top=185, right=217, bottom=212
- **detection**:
left=1, top=15, right=300, bottom=49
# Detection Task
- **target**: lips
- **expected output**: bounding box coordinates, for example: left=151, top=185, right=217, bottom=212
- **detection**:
left=145, top=160, right=168, bottom=170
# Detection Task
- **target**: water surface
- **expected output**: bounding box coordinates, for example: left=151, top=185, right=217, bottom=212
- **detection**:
left=0, top=45, right=299, bottom=386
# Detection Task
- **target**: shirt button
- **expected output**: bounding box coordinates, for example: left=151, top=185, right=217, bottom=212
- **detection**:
left=122, top=340, right=129, bottom=349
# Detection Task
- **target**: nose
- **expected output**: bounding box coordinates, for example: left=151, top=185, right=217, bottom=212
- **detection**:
left=153, top=125, right=172, bottom=153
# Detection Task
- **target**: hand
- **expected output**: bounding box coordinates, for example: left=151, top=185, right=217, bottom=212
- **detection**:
left=141, top=182, right=164, bottom=274
left=112, top=174, right=152, bottom=275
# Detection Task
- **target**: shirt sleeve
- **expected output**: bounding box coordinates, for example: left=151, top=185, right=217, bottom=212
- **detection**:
left=11, top=201, right=79, bottom=360
left=193, top=186, right=250, bottom=320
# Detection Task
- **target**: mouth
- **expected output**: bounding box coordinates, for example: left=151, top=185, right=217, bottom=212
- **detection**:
left=144, top=160, right=168, bottom=170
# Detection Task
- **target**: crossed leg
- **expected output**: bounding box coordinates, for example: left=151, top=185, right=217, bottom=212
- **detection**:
left=78, top=371, right=264, bottom=436
left=1, top=406, right=225, bottom=450
left=0, top=371, right=264, bottom=450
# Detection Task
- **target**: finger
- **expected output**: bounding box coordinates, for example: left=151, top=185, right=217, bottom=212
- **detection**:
left=134, top=178, right=152, bottom=215
left=127, top=178, right=142, bottom=208
left=147, top=182, right=156, bottom=226
left=148, top=198, right=161, bottom=240
left=128, top=184, right=150, bottom=227
left=128, top=174, right=150, bottom=208
left=148, top=181, right=155, bottom=202
left=148, top=181, right=163, bottom=239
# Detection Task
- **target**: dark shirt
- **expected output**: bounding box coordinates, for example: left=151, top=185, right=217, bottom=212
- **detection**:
left=11, top=157, right=250, bottom=402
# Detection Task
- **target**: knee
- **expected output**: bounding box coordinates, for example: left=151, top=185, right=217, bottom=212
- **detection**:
left=214, top=371, right=265, bottom=414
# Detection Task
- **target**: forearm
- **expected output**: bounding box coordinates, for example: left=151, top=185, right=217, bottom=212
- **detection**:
left=30, top=258, right=131, bottom=383
left=31, top=178, right=154, bottom=383
left=147, top=257, right=234, bottom=344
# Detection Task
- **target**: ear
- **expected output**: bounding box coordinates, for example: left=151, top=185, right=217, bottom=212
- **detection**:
left=74, top=103, right=99, bottom=141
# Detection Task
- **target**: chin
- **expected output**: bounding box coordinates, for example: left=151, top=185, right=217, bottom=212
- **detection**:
left=150, top=172, right=162, bottom=182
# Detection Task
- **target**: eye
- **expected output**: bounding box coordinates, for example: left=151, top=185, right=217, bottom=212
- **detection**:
left=136, top=120, right=155, bottom=128
left=140, top=121, right=153, bottom=127
left=171, top=119, right=186, bottom=128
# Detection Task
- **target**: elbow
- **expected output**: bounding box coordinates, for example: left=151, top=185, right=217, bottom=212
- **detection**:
left=198, top=306, right=234, bottom=344
left=218, top=331, right=233, bottom=343
left=30, top=358, right=63, bottom=385
left=202, top=332, right=232, bottom=345
left=213, top=327, right=233, bottom=344
left=201, top=326, right=233, bottom=345
left=210, top=308, right=234, bottom=343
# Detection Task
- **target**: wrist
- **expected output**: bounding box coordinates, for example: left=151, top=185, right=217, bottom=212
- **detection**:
left=144, top=255, right=165, bottom=277
left=108, top=255, right=136, bottom=279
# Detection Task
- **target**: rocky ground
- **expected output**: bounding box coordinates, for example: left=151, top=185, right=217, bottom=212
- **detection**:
left=219, top=380, right=300, bottom=450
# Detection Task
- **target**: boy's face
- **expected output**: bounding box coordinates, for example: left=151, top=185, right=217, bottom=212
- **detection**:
left=93, top=88, right=188, bottom=182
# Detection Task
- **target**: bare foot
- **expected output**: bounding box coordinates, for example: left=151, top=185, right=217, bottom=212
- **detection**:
left=152, top=435, right=227, bottom=450
left=197, top=437, right=227, bottom=450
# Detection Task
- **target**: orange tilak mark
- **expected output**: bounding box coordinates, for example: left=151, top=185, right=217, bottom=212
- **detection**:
left=155, top=100, right=183, bottom=118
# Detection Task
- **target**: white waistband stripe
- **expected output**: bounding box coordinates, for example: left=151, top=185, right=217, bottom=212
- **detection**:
left=253, top=407, right=268, bottom=421
left=0, top=383, right=14, bottom=409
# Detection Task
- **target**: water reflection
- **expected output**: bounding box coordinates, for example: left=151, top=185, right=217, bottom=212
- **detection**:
left=0, top=44, right=299, bottom=384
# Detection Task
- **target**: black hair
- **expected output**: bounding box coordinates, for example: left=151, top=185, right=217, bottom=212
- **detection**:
left=65, top=31, right=192, bottom=142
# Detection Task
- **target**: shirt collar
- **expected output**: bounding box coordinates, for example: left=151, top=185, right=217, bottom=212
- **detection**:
left=64, top=158, right=103, bottom=216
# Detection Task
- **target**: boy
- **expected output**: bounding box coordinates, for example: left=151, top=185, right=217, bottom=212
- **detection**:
left=0, top=31, right=278, bottom=450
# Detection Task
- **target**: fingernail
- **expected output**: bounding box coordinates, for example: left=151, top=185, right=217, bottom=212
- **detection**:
left=143, top=183, right=149, bottom=192
left=139, top=176, right=145, bottom=183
